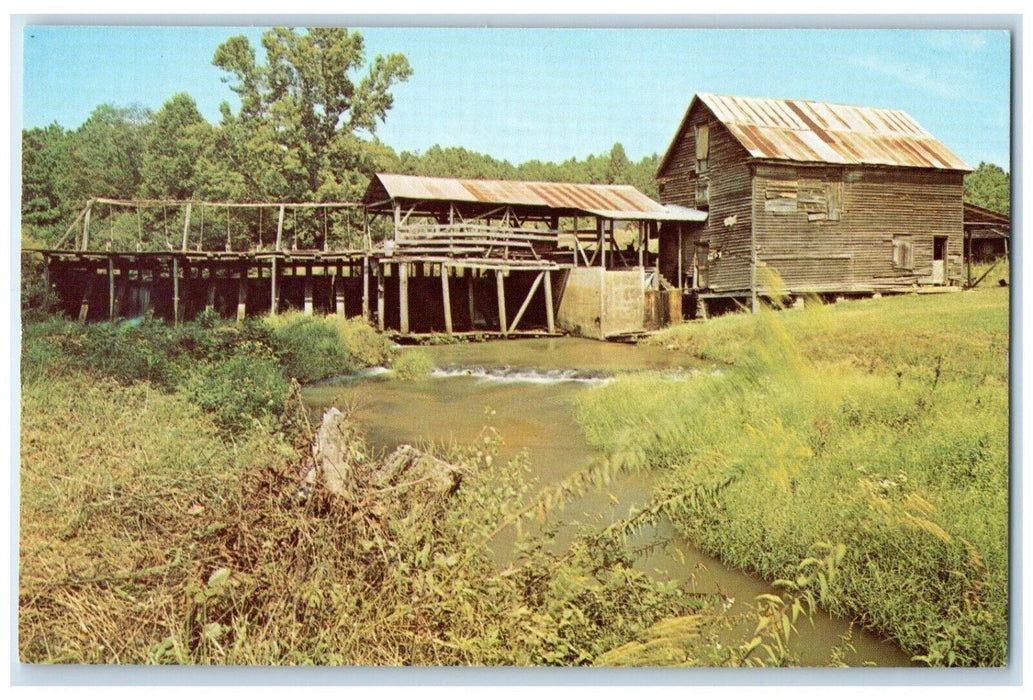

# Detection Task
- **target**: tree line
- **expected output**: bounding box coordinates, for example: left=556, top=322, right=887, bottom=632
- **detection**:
left=20, top=26, right=1010, bottom=247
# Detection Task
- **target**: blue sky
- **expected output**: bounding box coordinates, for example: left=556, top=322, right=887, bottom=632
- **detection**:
left=19, top=25, right=1012, bottom=170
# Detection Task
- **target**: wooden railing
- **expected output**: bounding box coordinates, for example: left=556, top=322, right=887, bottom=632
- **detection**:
left=393, top=223, right=558, bottom=260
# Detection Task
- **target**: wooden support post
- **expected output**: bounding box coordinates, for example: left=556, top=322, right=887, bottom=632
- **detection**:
left=172, top=257, right=180, bottom=325
left=544, top=269, right=555, bottom=334
left=467, top=270, right=476, bottom=330
left=362, top=255, right=370, bottom=320
left=573, top=215, right=579, bottom=267
left=303, top=264, right=314, bottom=315
left=107, top=258, right=115, bottom=321
left=117, top=264, right=131, bottom=317
left=639, top=221, right=645, bottom=269
left=237, top=264, right=247, bottom=322
left=377, top=263, right=386, bottom=332
left=399, top=263, right=410, bottom=334
left=677, top=226, right=684, bottom=292
left=181, top=203, right=192, bottom=251
left=496, top=269, right=508, bottom=337
left=509, top=271, right=544, bottom=334
left=206, top=268, right=216, bottom=313
left=335, top=263, right=346, bottom=316
left=441, top=264, right=453, bottom=336
left=597, top=218, right=605, bottom=269
left=78, top=268, right=96, bottom=322
left=270, top=258, right=278, bottom=315
left=81, top=203, right=92, bottom=251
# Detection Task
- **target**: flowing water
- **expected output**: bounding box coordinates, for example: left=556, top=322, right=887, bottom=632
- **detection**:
left=303, top=337, right=914, bottom=667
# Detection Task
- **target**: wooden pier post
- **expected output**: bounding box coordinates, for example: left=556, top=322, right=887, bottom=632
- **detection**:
left=544, top=269, right=555, bottom=333
left=270, top=259, right=279, bottom=315
left=441, top=264, right=453, bottom=336
left=81, top=203, right=92, bottom=251
left=335, top=263, right=346, bottom=316
left=376, top=263, right=386, bottom=332
left=107, top=258, right=115, bottom=321
left=496, top=269, right=508, bottom=337
left=172, top=257, right=180, bottom=325
left=362, top=255, right=370, bottom=320
left=303, top=263, right=314, bottom=315
left=399, top=262, right=410, bottom=334
left=467, top=270, right=476, bottom=330
left=237, top=263, right=247, bottom=322
left=78, top=268, right=96, bottom=322
left=206, top=268, right=216, bottom=314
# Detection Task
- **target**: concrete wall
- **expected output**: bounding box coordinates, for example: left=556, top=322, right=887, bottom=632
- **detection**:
left=557, top=267, right=645, bottom=339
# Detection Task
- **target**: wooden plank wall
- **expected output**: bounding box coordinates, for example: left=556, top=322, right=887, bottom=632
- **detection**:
left=753, top=163, right=965, bottom=292
left=656, top=103, right=754, bottom=293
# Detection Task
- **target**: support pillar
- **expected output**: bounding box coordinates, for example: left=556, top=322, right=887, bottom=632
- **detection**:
left=399, top=262, right=410, bottom=334
left=362, top=255, right=370, bottom=320
left=172, top=257, right=180, bottom=325
left=544, top=269, right=555, bottom=333
left=441, top=264, right=453, bottom=336
left=377, top=263, right=386, bottom=332
left=108, top=258, right=115, bottom=321
left=335, top=263, right=346, bottom=316
left=237, top=264, right=247, bottom=322
left=206, top=268, right=216, bottom=313
left=270, top=259, right=279, bottom=315
left=78, top=268, right=96, bottom=322
left=467, top=270, right=476, bottom=330
left=303, top=263, right=314, bottom=315
left=496, top=269, right=507, bottom=337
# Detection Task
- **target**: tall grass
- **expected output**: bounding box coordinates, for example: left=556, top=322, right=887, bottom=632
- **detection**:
left=577, top=289, right=1010, bottom=666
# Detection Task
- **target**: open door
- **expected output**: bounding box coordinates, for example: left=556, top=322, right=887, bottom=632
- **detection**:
left=932, top=236, right=947, bottom=285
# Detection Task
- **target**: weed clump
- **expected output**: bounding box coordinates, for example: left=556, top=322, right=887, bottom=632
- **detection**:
left=392, top=348, right=435, bottom=381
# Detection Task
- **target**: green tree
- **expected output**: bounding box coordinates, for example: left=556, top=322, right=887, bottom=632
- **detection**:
left=964, top=161, right=1010, bottom=214
left=605, top=142, right=631, bottom=184
left=141, top=93, right=213, bottom=200
left=212, top=27, right=412, bottom=205
left=21, top=123, right=70, bottom=238
left=64, top=104, right=150, bottom=202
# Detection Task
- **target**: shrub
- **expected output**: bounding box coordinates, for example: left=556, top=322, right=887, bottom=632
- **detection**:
left=392, top=348, right=434, bottom=381
left=186, top=342, right=291, bottom=436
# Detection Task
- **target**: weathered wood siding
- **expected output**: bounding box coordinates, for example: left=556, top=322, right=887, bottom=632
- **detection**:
left=657, top=102, right=754, bottom=293
left=753, top=163, right=965, bottom=293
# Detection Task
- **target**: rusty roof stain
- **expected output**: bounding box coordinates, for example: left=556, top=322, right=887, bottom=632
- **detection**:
left=658, top=93, right=971, bottom=175
left=367, top=173, right=706, bottom=221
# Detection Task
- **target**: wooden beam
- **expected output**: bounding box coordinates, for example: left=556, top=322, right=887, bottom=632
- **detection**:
left=270, top=258, right=279, bottom=315
left=399, top=263, right=410, bottom=334
left=303, top=264, right=314, bottom=315
left=467, top=270, right=476, bottom=330
left=107, top=258, right=115, bottom=321
left=181, top=203, right=192, bottom=251
left=376, top=263, right=386, bottom=332
left=496, top=269, right=508, bottom=337
left=362, top=255, right=370, bottom=320
left=677, top=226, right=684, bottom=292
left=441, top=265, right=453, bottom=335
left=172, top=257, right=180, bottom=325
left=335, top=263, right=346, bottom=316
left=509, top=271, right=544, bottom=334
left=544, top=269, right=555, bottom=334
left=78, top=268, right=97, bottom=322
left=81, top=204, right=92, bottom=251
left=237, top=263, right=247, bottom=322
left=275, top=205, right=285, bottom=251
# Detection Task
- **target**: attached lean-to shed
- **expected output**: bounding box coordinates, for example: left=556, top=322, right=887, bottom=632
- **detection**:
left=654, top=93, right=972, bottom=315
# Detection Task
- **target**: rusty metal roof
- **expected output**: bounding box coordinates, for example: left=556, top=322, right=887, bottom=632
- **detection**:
left=367, top=173, right=705, bottom=221
left=659, top=93, right=970, bottom=174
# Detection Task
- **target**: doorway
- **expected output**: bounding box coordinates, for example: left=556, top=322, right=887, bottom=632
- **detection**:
left=932, top=236, right=948, bottom=285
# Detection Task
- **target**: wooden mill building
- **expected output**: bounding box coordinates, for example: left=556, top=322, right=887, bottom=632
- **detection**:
left=654, top=93, right=972, bottom=315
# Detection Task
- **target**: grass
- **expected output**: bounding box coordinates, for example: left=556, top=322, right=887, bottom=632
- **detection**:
left=576, top=287, right=1010, bottom=666
left=391, top=348, right=435, bottom=381
left=23, top=313, right=754, bottom=666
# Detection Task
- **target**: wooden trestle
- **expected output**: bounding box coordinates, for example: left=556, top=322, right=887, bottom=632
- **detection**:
left=33, top=249, right=565, bottom=338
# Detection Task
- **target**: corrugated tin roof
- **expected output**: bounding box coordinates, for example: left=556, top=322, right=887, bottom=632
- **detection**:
left=658, top=93, right=970, bottom=175
left=367, top=173, right=703, bottom=220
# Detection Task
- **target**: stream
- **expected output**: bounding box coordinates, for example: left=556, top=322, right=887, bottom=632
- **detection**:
left=302, top=337, right=914, bottom=667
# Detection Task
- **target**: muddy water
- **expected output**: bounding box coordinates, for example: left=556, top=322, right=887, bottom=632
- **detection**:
left=303, top=338, right=913, bottom=667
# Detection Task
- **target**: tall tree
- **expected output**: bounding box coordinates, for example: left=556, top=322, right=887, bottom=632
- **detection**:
left=141, top=93, right=213, bottom=200
left=64, top=104, right=150, bottom=202
left=21, top=123, right=70, bottom=236
left=964, top=161, right=1010, bottom=215
left=605, top=142, right=631, bottom=184
left=212, top=27, right=412, bottom=203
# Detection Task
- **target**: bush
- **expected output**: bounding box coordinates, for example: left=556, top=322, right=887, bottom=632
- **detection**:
left=392, top=348, right=434, bottom=381
left=266, top=313, right=392, bottom=383
left=186, top=342, right=291, bottom=436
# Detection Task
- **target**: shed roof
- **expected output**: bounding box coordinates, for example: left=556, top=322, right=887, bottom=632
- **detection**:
left=365, top=173, right=706, bottom=221
left=658, top=93, right=971, bottom=175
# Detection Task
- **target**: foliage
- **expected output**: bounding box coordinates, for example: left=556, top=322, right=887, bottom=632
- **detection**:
left=140, top=93, right=214, bottom=200
left=212, top=27, right=412, bottom=207
left=578, top=289, right=1010, bottom=666
left=186, top=342, right=291, bottom=436
left=391, top=348, right=434, bottom=381
left=265, top=312, right=393, bottom=383
left=964, top=161, right=1010, bottom=215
